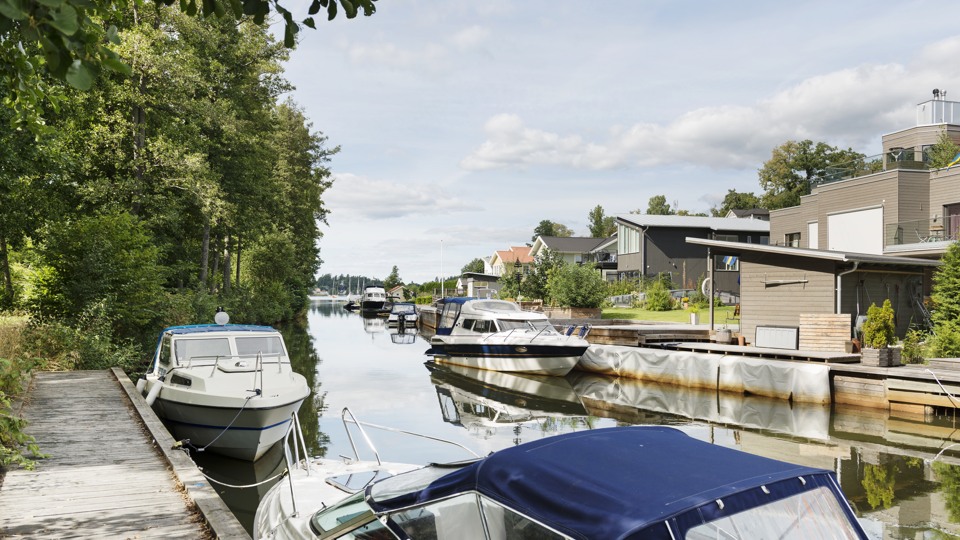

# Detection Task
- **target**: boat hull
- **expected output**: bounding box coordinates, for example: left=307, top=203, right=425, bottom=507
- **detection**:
left=429, top=341, right=585, bottom=376
left=152, top=396, right=306, bottom=461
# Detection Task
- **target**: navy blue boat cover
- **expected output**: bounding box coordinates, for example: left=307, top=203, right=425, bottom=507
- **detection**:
left=369, top=426, right=863, bottom=539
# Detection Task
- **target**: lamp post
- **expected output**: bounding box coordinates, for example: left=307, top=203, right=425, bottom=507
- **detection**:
left=513, top=259, right=522, bottom=299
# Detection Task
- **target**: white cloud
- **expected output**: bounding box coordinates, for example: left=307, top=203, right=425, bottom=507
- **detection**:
left=451, top=25, right=489, bottom=50
left=461, top=37, right=960, bottom=173
left=325, top=173, right=480, bottom=220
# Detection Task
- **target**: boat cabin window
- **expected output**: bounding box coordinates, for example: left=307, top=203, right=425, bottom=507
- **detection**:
left=158, top=336, right=173, bottom=367
left=174, top=337, right=231, bottom=366
left=684, top=486, right=861, bottom=540
left=439, top=303, right=462, bottom=330
left=235, top=336, right=286, bottom=361
left=463, top=319, right=494, bottom=333
left=389, top=493, right=568, bottom=540
left=310, top=492, right=398, bottom=540
left=496, top=320, right=532, bottom=331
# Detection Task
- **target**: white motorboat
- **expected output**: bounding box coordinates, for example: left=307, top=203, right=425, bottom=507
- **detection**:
left=426, top=298, right=589, bottom=376
left=360, top=284, right=387, bottom=312
left=387, top=302, right=418, bottom=327
left=138, top=318, right=311, bottom=461
left=254, top=409, right=868, bottom=540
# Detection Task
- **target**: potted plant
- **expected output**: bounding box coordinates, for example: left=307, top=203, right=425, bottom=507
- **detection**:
left=861, top=299, right=900, bottom=367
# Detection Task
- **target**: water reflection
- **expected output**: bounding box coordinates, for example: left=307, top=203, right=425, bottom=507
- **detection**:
left=201, top=299, right=960, bottom=538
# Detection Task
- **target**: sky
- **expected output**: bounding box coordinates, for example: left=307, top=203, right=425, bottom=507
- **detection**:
left=276, top=0, right=960, bottom=284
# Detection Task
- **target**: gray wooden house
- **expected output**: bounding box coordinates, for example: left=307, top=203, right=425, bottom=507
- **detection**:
left=688, top=238, right=940, bottom=347
left=616, top=215, right=770, bottom=295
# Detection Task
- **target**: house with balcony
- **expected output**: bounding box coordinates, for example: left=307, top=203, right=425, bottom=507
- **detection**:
left=488, top=246, right=534, bottom=278
left=770, top=94, right=960, bottom=260
left=528, top=235, right=618, bottom=281
left=615, top=214, right=770, bottom=296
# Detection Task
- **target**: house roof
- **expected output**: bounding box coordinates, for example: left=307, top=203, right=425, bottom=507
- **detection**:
left=726, top=208, right=770, bottom=219
left=530, top=235, right=616, bottom=256
left=686, top=238, right=942, bottom=267
left=493, top=246, right=534, bottom=265
left=461, top=272, right=501, bottom=281
left=618, top=214, right=770, bottom=232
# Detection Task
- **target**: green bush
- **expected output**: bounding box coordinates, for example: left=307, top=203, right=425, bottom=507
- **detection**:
left=862, top=299, right=896, bottom=349
left=643, top=280, right=674, bottom=311
left=901, top=327, right=930, bottom=364
left=545, top=263, right=607, bottom=308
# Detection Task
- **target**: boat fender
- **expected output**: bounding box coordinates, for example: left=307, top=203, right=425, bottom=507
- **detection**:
left=145, top=380, right=163, bottom=406
left=136, top=378, right=146, bottom=394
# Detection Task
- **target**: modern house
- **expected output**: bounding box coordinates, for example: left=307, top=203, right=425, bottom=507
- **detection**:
left=771, top=94, right=960, bottom=260
left=725, top=208, right=770, bottom=221
left=528, top=235, right=618, bottom=281
left=688, top=238, right=939, bottom=347
left=456, top=272, right=502, bottom=298
left=615, top=214, right=770, bottom=296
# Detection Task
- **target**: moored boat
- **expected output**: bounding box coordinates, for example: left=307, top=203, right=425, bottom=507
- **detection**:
left=360, top=284, right=387, bottom=312
left=138, top=316, right=310, bottom=461
left=254, top=410, right=868, bottom=539
left=387, top=301, right=418, bottom=327
left=427, top=298, right=589, bottom=376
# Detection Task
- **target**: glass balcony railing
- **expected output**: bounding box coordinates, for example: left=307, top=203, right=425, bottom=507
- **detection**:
left=886, top=217, right=958, bottom=246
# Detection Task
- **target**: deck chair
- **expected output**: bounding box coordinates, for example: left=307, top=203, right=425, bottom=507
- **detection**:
left=564, top=325, right=576, bottom=336
left=726, top=304, right=740, bottom=323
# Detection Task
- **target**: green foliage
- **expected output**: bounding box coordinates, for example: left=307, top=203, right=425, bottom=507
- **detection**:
left=532, top=220, right=573, bottom=242
left=927, top=131, right=960, bottom=169
left=605, top=278, right=639, bottom=297
left=711, top=189, right=761, bottom=217
left=901, top=327, right=930, bottom=364
left=862, top=300, right=896, bottom=349
left=460, top=258, right=485, bottom=274
left=759, top=140, right=867, bottom=210
left=643, top=279, right=674, bottom=311
left=526, top=249, right=565, bottom=301
left=861, top=463, right=897, bottom=510
left=688, top=275, right=709, bottom=309
left=930, top=321, right=960, bottom=359
left=930, top=241, right=960, bottom=358
left=545, top=263, right=606, bottom=308
left=383, top=266, right=402, bottom=290
left=646, top=195, right=674, bottom=215
left=587, top=205, right=617, bottom=237
left=933, top=461, right=960, bottom=522
left=31, top=211, right=165, bottom=340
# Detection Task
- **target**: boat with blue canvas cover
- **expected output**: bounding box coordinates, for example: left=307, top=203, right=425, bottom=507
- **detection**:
left=426, top=298, right=589, bottom=376
left=254, top=418, right=867, bottom=539
left=138, top=317, right=310, bottom=461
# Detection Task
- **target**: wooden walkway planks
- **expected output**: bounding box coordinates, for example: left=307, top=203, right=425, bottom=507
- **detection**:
left=0, top=370, right=211, bottom=539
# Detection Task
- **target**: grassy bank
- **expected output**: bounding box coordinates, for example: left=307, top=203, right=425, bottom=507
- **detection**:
left=602, top=305, right=737, bottom=323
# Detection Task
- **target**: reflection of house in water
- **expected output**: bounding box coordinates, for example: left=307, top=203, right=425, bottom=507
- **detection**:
left=427, top=362, right=587, bottom=440
left=568, top=372, right=960, bottom=536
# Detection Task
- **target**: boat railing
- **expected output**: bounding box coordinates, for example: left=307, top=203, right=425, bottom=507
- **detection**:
left=340, top=407, right=480, bottom=465
left=279, top=409, right=311, bottom=517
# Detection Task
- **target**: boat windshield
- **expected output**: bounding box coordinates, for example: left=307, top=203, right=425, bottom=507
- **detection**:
left=392, top=304, right=416, bottom=314
left=684, top=485, right=861, bottom=539
left=388, top=493, right=568, bottom=540
left=309, top=491, right=396, bottom=539
left=235, top=335, right=286, bottom=362
left=174, top=337, right=231, bottom=366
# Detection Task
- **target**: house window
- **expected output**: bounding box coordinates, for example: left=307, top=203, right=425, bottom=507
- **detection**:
left=759, top=236, right=769, bottom=245
left=618, top=224, right=641, bottom=254
left=785, top=233, right=801, bottom=247
left=714, top=234, right=738, bottom=242
left=715, top=255, right=738, bottom=272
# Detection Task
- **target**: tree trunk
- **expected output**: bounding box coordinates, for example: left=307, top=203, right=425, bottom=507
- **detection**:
left=234, top=235, right=241, bottom=287
left=222, top=234, right=231, bottom=294
left=211, top=235, right=220, bottom=294
left=200, top=222, right=210, bottom=286
left=0, top=235, right=12, bottom=308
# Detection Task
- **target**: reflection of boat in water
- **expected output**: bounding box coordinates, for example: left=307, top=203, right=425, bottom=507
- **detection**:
left=427, top=298, right=589, bottom=376
left=255, top=408, right=868, bottom=539
left=427, top=361, right=586, bottom=434
left=361, top=313, right=386, bottom=334
left=192, top=440, right=287, bottom=534
left=389, top=330, right=417, bottom=345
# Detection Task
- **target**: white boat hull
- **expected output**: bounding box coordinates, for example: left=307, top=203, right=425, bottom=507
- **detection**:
left=143, top=372, right=309, bottom=461
left=431, top=352, right=580, bottom=376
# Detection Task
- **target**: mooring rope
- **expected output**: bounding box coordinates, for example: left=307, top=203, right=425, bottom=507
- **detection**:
left=197, top=467, right=289, bottom=489
left=173, top=390, right=261, bottom=454
left=924, top=369, right=960, bottom=409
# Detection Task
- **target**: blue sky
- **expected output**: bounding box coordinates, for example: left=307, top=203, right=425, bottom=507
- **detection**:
left=277, top=0, right=960, bottom=283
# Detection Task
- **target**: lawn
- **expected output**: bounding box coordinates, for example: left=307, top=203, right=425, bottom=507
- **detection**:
left=602, top=305, right=737, bottom=323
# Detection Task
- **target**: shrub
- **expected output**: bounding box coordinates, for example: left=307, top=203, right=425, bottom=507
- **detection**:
left=862, top=299, right=896, bottom=349
left=901, top=327, right=930, bottom=364
left=546, top=263, right=607, bottom=308
left=643, top=280, right=674, bottom=311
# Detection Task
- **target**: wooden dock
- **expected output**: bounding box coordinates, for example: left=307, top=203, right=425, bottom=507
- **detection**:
left=0, top=369, right=248, bottom=539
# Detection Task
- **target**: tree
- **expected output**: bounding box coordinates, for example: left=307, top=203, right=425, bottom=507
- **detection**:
left=646, top=195, right=674, bottom=215
left=461, top=258, right=485, bottom=274
left=758, top=140, right=866, bottom=210
left=383, top=266, right=401, bottom=289
left=930, top=241, right=960, bottom=357
left=711, top=189, right=762, bottom=217
left=1, top=0, right=377, bottom=126
left=526, top=249, right=565, bottom=301
left=532, top=220, right=573, bottom=242
left=587, top=205, right=617, bottom=237
left=927, top=131, right=960, bottom=169
left=546, top=262, right=606, bottom=308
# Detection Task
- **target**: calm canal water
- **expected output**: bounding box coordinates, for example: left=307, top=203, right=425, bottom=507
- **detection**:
left=196, top=299, right=960, bottom=538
